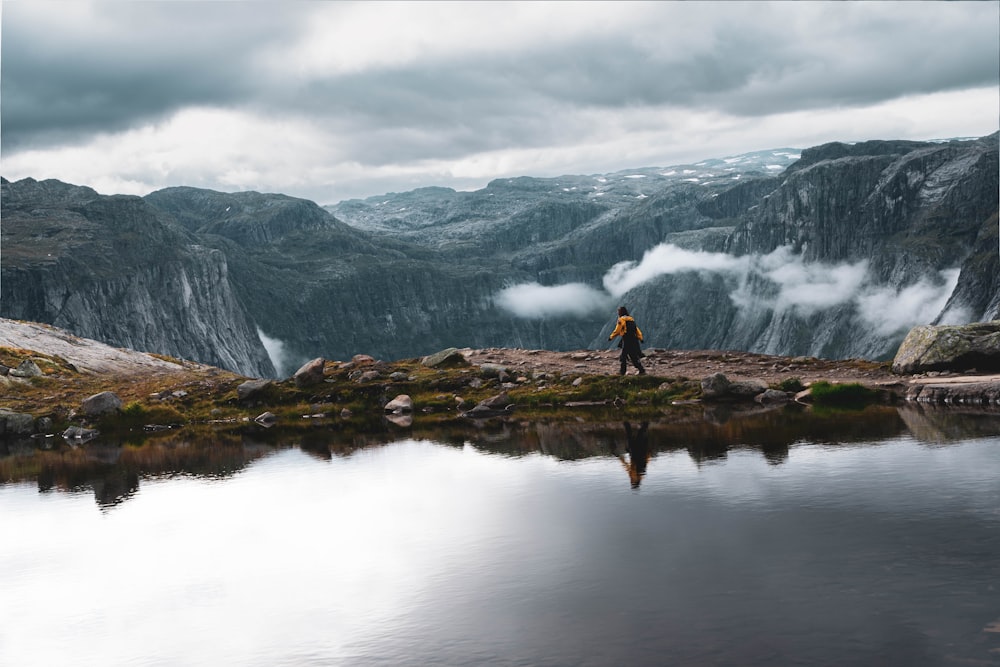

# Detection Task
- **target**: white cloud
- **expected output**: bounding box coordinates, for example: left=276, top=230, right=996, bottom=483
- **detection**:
left=494, top=282, right=612, bottom=319
left=495, top=243, right=967, bottom=336
left=603, top=244, right=749, bottom=298
left=734, top=246, right=870, bottom=315
left=856, top=269, right=963, bottom=336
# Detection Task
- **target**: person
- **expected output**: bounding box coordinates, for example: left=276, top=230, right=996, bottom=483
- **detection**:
left=608, top=306, right=645, bottom=375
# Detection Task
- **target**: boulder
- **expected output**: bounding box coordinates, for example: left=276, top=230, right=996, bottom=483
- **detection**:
left=422, top=348, right=470, bottom=368
left=729, top=379, right=769, bottom=399
left=478, top=363, right=509, bottom=377
left=700, top=373, right=732, bottom=399
left=293, top=358, right=326, bottom=387
left=479, top=391, right=512, bottom=409
left=755, top=389, right=791, bottom=404
left=0, top=409, right=36, bottom=435
left=237, top=379, right=272, bottom=400
left=892, top=322, right=1000, bottom=374
left=10, top=360, right=42, bottom=378
left=81, top=391, right=123, bottom=416
left=356, top=370, right=381, bottom=382
left=384, top=394, right=414, bottom=413
left=701, top=373, right=768, bottom=401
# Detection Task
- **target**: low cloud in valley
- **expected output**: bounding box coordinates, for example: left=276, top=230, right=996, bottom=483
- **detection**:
left=497, top=244, right=965, bottom=337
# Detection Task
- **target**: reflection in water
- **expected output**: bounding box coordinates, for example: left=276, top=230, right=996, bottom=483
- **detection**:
left=2, top=403, right=1000, bottom=507
left=615, top=422, right=649, bottom=488
left=2, top=423, right=999, bottom=666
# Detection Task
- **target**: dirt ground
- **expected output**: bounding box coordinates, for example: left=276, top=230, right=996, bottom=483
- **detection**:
left=462, top=346, right=904, bottom=387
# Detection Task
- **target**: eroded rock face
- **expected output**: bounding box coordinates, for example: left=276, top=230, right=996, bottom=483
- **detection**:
left=892, top=322, right=1000, bottom=374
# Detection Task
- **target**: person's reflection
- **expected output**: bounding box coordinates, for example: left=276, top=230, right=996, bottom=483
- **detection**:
left=618, top=421, right=650, bottom=488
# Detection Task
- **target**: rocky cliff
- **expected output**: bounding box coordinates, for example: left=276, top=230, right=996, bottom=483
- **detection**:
left=0, top=178, right=275, bottom=377
left=2, top=137, right=996, bottom=375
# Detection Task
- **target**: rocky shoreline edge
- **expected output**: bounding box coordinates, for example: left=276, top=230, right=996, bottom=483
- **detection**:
left=1, top=318, right=998, bottom=441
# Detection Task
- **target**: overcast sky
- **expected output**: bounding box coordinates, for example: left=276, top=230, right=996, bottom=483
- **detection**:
left=1, top=1, right=997, bottom=205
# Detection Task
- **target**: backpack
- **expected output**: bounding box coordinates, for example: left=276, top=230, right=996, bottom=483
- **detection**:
left=624, top=318, right=638, bottom=339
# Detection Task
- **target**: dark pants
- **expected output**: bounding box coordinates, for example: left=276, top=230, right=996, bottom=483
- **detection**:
left=619, top=339, right=645, bottom=375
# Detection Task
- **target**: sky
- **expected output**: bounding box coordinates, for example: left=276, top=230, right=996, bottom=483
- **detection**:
left=1, top=1, right=997, bottom=206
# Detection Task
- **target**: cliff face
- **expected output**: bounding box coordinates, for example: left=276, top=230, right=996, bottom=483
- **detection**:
left=710, top=135, right=997, bottom=358
left=2, top=136, right=996, bottom=374
left=1, top=178, right=275, bottom=377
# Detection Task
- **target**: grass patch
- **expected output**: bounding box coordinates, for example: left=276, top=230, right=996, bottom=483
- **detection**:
left=773, top=377, right=805, bottom=393
left=809, top=381, right=877, bottom=408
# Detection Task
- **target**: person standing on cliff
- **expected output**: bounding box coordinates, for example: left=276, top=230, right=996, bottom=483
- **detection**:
left=609, top=306, right=645, bottom=375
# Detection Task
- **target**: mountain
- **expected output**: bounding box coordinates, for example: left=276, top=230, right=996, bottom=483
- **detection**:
left=1, top=135, right=996, bottom=376
left=0, top=178, right=275, bottom=376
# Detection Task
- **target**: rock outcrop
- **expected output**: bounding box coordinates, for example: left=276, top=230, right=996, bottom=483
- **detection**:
left=892, top=322, right=1000, bottom=374
left=0, top=178, right=275, bottom=377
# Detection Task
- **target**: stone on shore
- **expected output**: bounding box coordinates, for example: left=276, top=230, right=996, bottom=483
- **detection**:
left=0, top=409, right=36, bottom=435
left=384, top=394, right=414, bottom=413
left=422, top=348, right=470, bottom=368
left=293, top=358, right=326, bottom=387
left=237, top=379, right=272, bottom=401
left=81, top=391, right=123, bottom=416
left=892, top=322, right=1000, bottom=374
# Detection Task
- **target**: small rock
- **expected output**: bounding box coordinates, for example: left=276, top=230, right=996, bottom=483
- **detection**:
left=572, top=377, right=583, bottom=386
left=422, top=348, right=470, bottom=368
left=384, top=394, right=414, bottom=413
left=237, top=379, right=272, bottom=401
left=294, top=358, right=326, bottom=387
left=340, top=408, right=353, bottom=418
left=10, top=360, right=42, bottom=378
left=356, top=370, right=381, bottom=382
left=389, top=372, right=409, bottom=381
left=81, top=391, right=123, bottom=416
left=479, top=391, right=512, bottom=409
left=756, top=389, right=791, bottom=404
left=254, top=411, right=277, bottom=425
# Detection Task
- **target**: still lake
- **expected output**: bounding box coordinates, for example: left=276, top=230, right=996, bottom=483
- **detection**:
left=2, top=404, right=999, bottom=667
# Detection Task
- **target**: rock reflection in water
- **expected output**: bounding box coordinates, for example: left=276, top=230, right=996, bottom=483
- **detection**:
left=2, top=403, right=999, bottom=506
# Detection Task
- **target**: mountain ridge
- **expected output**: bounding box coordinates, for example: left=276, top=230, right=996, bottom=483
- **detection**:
left=2, top=133, right=996, bottom=377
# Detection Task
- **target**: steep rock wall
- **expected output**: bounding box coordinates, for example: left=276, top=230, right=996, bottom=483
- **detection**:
left=1, top=178, right=275, bottom=377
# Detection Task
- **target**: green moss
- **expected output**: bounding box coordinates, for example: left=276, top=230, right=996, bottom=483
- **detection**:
left=809, top=381, right=877, bottom=408
left=774, top=377, right=805, bottom=393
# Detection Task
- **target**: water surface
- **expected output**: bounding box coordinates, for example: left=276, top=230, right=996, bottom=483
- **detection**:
left=2, top=405, right=999, bottom=666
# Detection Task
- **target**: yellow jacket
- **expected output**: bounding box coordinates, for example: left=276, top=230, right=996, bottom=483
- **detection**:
left=609, top=316, right=643, bottom=342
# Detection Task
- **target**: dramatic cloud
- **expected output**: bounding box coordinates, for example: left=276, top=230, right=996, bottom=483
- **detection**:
left=1, top=1, right=996, bottom=203
left=497, top=243, right=964, bottom=337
